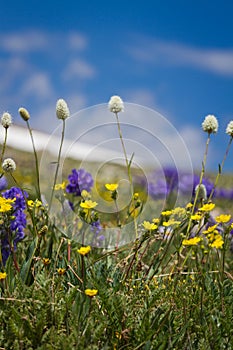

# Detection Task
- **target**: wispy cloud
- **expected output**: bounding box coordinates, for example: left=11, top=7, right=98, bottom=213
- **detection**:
left=127, top=36, right=233, bottom=77
left=62, top=59, right=96, bottom=80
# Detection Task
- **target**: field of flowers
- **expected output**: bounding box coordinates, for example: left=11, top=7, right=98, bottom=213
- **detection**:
left=1, top=97, right=233, bottom=349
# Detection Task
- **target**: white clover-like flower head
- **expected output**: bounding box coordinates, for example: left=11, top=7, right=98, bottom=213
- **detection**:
left=2, top=158, right=16, bottom=172
left=18, top=107, right=30, bottom=121
left=202, top=114, right=218, bottom=134
left=56, top=99, right=70, bottom=120
left=1, top=112, right=12, bottom=129
left=226, top=120, right=233, bottom=137
left=195, top=184, right=207, bottom=201
left=108, top=95, right=124, bottom=113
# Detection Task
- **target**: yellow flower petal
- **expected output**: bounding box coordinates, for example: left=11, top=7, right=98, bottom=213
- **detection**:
left=80, top=200, right=98, bottom=209
left=77, top=246, right=91, bottom=256
left=85, top=289, right=98, bottom=297
left=105, top=183, right=119, bottom=191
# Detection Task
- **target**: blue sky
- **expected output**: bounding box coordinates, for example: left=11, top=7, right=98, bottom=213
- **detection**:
left=1, top=0, right=233, bottom=171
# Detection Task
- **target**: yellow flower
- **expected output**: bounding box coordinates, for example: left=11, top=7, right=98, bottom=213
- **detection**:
left=28, top=199, right=42, bottom=208
left=0, top=197, right=15, bottom=212
left=209, top=235, right=224, bottom=249
left=215, top=214, right=231, bottom=223
left=54, top=182, right=66, bottom=190
left=152, top=218, right=160, bottom=224
left=163, top=219, right=181, bottom=227
left=105, top=183, right=119, bottom=191
left=81, top=190, right=91, bottom=199
left=57, top=268, right=66, bottom=275
left=77, top=246, right=91, bottom=256
left=199, top=203, right=215, bottom=212
left=172, top=207, right=186, bottom=216
left=191, top=214, right=202, bottom=221
left=85, top=289, right=98, bottom=297
left=133, top=192, right=139, bottom=200
left=80, top=200, right=98, bottom=209
left=0, top=272, right=7, bottom=280
left=142, top=221, right=158, bottom=230
left=42, top=258, right=51, bottom=265
left=203, top=224, right=218, bottom=234
left=182, top=237, right=202, bottom=246
left=186, top=202, right=193, bottom=209
left=161, top=210, right=172, bottom=216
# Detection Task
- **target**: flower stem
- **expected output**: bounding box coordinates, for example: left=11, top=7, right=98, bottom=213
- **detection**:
left=0, top=128, right=8, bottom=164
left=49, top=119, right=66, bottom=212
left=208, top=136, right=233, bottom=201
left=26, top=120, right=41, bottom=200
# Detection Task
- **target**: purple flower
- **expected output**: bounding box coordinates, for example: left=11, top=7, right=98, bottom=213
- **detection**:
left=0, top=187, right=27, bottom=264
left=0, top=176, right=7, bottom=191
left=66, top=169, right=93, bottom=196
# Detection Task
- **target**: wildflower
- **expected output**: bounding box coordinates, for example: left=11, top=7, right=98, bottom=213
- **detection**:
left=0, top=272, right=7, bottom=280
left=163, top=219, right=181, bottom=227
left=226, top=120, right=233, bottom=137
left=81, top=189, right=91, bottom=199
left=105, top=183, right=119, bottom=191
left=182, top=237, right=202, bottom=246
left=215, top=214, right=231, bottom=223
left=80, top=200, right=98, bottom=209
left=18, top=107, right=30, bottom=121
left=0, top=197, right=15, bottom=212
left=142, top=221, right=157, bottom=230
left=85, top=289, right=98, bottom=297
left=27, top=199, right=42, bottom=208
left=186, top=203, right=193, bottom=209
left=108, top=95, right=124, bottom=113
left=203, top=224, right=218, bottom=234
left=2, top=158, right=16, bottom=172
left=77, top=245, right=91, bottom=255
left=152, top=218, right=160, bottom=224
left=0, top=176, right=7, bottom=191
left=57, top=268, right=66, bottom=275
left=42, top=258, right=51, bottom=265
left=199, top=203, right=215, bottom=212
left=195, top=184, right=207, bottom=201
left=161, top=210, right=172, bottom=216
left=209, top=235, right=224, bottom=249
left=54, top=182, right=66, bottom=190
left=191, top=214, right=202, bottom=221
left=202, top=114, right=218, bottom=134
left=56, top=98, right=70, bottom=120
left=1, top=187, right=27, bottom=264
left=66, top=168, right=93, bottom=196
left=133, top=193, right=139, bottom=200
left=1, top=112, right=12, bottom=129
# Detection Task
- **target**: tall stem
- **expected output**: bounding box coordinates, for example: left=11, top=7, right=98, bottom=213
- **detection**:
left=208, top=137, right=233, bottom=201
left=26, top=120, right=41, bottom=200
left=49, top=119, right=66, bottom=212
left=115, top=113, right=138, bottom=239
left=186, top=133, right=211, bottom=236
left=0, top=128, right=8, bottom=164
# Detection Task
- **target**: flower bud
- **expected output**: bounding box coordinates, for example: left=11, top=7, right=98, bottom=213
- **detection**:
left=18, top=107, right=30, bottom=121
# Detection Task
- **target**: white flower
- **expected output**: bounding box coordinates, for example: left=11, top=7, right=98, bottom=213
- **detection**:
left=18, top=107, right=30, bottom=121
left=108, top=95, right=124, bottom=113
left=226, top=120, right=233, bottom=137
left=1, top=112, right=12, bottom=129
left=2, top=158, right=16, bottom=172
left=56, top=99, right=70, bottom=120
left=195, top=184, right=207, bottom=201
left=202, top=114, right=218, bottom=134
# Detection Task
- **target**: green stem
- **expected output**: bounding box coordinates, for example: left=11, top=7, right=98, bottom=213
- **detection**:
left=49, top=119, right=66, bottom=212
left=186, top=133, right=211, bottom=236
left=26, top=120, right=41, bottom=200
left=0, top=128, right=8, bottom=164
left=208, top=136, right=233, bottom=201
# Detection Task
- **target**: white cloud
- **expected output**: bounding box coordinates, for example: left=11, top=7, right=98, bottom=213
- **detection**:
left=21, top=73, right=54, bottom=99
left=62, top=59, right=96, bottom=80
left=68, top=32, right=88, bottom=50
left=0, top=31, right=49, bottom=53
left=128, top=36, right=233, bottom=77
